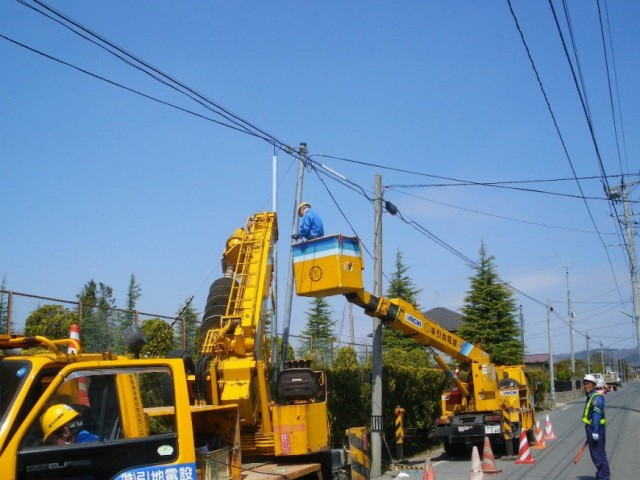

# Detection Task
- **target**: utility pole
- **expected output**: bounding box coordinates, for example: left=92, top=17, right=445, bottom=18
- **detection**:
left=547, top=300, right=556, bottom=408
left=519, top=304, right=524, bottom=361
left=586, top=331, right=591, bottom=373
left=349, top=303, right=355, bottom=348
left=280, top=143, right=307, bottom=371
left=370, top=174, right=383, bottom=479
left=271, top=152, right=278, bottom=365
left=607, top=179, right=640, bottom=364
left=600, top=342, right=605, bottom=374
left=565, top=265, right=575, bottom=376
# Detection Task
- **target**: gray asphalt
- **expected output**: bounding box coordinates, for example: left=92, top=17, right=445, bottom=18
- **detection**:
left=376, top=381, right=639, bottom=479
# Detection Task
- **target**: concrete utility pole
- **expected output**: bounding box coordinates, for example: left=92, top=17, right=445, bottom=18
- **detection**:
left=281, top=143, right=307, bottom=371
left=370, top=174, right=383, bottom=479
left=547, top=300, right=556, bottom=408
left=600, top=342, right=605, bottom=374
left=565, top=265, right=575, bottom=376
left=519, top=304, right=524, bottom=361
left=586, top=331, right=591, bottom=373
left=607, top=180, right=640, bottom=364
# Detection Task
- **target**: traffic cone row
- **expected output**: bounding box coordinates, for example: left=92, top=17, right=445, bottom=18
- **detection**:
left=470, top=445, right=483, bottom=480
left=544, top=415, right=557, bottom=440
left=514, top=429, right=536, bottom=464
left=422, top=457, right=435, bottom=480
left=531, top=420, right=547, bottom=449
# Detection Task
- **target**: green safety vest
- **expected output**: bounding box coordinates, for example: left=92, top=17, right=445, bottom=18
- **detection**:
left=582, top=392, right=606, bottom=426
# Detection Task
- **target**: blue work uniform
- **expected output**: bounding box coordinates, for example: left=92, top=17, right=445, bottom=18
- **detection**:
left=582, top=390, right=610, bottom=480
left=76, top=430, right=100, bottom=443
left=298, top=209, right=324, bottom=240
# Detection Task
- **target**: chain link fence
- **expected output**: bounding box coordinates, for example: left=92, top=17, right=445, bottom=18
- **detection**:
left=0, top=289, right=188, bottom=355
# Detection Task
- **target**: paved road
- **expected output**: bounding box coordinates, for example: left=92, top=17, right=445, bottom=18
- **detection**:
left=381, top=381, right=639, bottom=479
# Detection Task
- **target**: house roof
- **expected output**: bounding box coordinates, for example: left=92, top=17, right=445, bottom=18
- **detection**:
left=524, top=353, right=550, bottom=364
left=424, top=307, right=463, bottom=332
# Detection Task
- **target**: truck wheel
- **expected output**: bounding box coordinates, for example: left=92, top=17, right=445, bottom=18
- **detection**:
left=444, top=440, right=463, bottom=457
left=201, top=277, right=234, bottom=337
left=168, top=349, right=196, bottom=375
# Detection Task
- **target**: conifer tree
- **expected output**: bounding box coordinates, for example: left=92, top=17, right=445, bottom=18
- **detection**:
left=382, top=250, right=430, bottom=365
left=457, top=242, right=522, bottom=365
left=299, top=297, right=336, bottom=367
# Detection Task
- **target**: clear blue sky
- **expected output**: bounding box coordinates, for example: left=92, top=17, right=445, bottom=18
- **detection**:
left=2, top=1, right=639, bottom=358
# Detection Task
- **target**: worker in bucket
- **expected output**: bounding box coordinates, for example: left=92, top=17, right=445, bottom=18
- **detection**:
left=293, top=202, right=324, bottom=241
left=40, top=403, right=99, bottom=445
left=582, top=374, right=610, bottom=480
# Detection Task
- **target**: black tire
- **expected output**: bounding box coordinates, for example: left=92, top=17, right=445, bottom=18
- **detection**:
left=201, top=277, right=234, bottom=337
left=168, top=349, right=196, bottom=375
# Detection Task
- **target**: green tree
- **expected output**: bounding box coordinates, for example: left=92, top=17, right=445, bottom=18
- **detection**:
left=382, top=250, right=431, bottom=366
left=174, top=298, right=200, bottom=356
left=457, top=242, right=522, bottom=365
left=78, top=280, right=118, bottom=352
left=123, top=273, right=142, bottom=328
left=299, top=297, right=336, bottom=367
left=141, top=318, right=176, bottom=357
left=24, top=304, right=77, bottom=341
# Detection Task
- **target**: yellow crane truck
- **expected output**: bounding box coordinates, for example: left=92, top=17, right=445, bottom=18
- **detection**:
left=291, top=234, right=535, bottom=456
left=0, top=212, right=330, bottom=479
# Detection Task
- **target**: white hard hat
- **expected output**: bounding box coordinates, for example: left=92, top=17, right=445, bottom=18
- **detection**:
left=583, top=374, right=597, bottom=384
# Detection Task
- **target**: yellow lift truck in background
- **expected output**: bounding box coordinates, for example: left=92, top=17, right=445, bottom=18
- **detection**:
left=292, top=234, right=536, bottom=456
left=0, top=212, right=331, bottom=479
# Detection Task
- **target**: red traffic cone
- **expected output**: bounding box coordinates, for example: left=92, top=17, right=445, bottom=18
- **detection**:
left=544, top=414, right=557, bottom=440
left=470, top=445, right=483, bottom=480
left=67, top=323, right=81, bottom=354
left=423, top=457, right=436, bottom=480
left=531, top=420, right=547, bottom=449
left=514, top=430, right=536, bottom=464
left=481, top=436, right=501, bottom=474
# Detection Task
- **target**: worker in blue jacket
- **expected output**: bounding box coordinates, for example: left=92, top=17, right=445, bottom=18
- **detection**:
left=293, top=202, right=324, bottom=241
left=582, top=374, right=610, bottom=480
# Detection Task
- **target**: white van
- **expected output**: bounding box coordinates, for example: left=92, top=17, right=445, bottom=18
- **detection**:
left=591, top=373, right=605, bottom=389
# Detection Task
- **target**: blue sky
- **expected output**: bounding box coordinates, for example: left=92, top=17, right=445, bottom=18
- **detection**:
left=2, top=1, right=639, bottom=358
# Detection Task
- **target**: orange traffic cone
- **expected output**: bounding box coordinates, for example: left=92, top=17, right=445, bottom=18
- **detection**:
left=68, top=324, right=90, bottom=405
left=423, top=457, right=436, bottom=480
left=531, top=420, right=547, bottom=449
left=67, top=323, right=81, bottom=354
left=514, top=430, right=536, bottom=464
left=481, top=436, right=501, bottom=474
left=470, top=446, right=483, bottom=480
left=544, top=415, right=557, bottom=440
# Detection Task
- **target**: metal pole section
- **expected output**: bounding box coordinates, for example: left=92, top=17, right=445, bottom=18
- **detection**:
left=519, top=304, right=524, bottom=361
left=566, top=265, right=575, bottom=376
left=621, top=182, right=640, bottom=363
left=280, top=143, right=307, bottom=370
left=370, top=174, right=383, bottom=478
left=547, top=300, right=556, bottom=408
left=349, top=303, right=355, bottom=348
left=271, top=153, right=279, bottom=366
left=586, top=331, right=591, bottom=373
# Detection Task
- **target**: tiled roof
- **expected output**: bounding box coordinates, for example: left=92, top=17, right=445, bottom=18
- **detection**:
left=424, top=307, right=463, bottom=332
left=524, top=353, right=549, bottom=363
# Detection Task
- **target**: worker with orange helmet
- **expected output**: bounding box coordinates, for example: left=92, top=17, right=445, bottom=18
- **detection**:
left=40, top=403, right=99, bottom=445
left=293, top=202, right=324, bottom=241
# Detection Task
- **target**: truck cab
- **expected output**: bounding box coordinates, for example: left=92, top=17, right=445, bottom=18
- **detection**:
left=1, top=336, right=202, bottom=480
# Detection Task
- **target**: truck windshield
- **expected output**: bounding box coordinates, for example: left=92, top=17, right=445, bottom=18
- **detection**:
left=0, top=360, right=31, bottom=427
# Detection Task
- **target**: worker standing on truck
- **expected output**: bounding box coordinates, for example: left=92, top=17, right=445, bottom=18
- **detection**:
left=582, top=374, right=610, bottom=480
left=293, top=202, right=324, bottom=241
left=40, top=404, right=99, bottom=446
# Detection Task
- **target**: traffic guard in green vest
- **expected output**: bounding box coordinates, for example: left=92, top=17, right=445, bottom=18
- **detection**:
left=582, top=374, right=610, bottom=480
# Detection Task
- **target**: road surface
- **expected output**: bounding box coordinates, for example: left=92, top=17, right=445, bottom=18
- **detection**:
left=382, top=381, right=639, bottom=479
